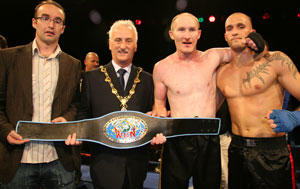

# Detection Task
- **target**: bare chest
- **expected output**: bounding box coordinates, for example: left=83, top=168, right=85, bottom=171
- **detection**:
left=218, top=62, right=277, bottom=98
left=163, top=64, right=216, bottom=95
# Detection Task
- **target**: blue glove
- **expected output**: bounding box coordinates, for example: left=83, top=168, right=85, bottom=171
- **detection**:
left=269, top=109, right=300, bottom=133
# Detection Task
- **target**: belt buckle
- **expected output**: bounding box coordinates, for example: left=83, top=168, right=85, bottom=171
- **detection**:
left=246, top=139, right=256, bottom=147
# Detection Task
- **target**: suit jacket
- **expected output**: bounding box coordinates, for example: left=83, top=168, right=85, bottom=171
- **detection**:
left=0, top=42, right=81, bottom=184
left=77, top=62, right=154, bottom=186
left=78, top=62, right=153, bottom=119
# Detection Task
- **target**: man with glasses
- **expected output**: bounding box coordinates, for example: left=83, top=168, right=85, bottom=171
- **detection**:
left=0, top=1, right=81, bottom=188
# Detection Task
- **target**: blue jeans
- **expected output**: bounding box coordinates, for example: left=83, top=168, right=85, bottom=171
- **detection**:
left=1, top=160, right=75, bottom=189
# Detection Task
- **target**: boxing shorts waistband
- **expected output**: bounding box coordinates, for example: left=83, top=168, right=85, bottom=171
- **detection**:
left=231, top=133, right=287, bottom=150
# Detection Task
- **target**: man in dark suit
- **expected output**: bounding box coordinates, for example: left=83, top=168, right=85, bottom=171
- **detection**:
left=0, top=1, right=81, bottom=188
left=72, top=20, right=165, bottom=189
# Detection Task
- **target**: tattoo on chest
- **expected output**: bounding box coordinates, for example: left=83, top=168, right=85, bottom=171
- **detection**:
left=242, top=52, right=296, bottom=89
left=242, top=61, right=271, bottom=89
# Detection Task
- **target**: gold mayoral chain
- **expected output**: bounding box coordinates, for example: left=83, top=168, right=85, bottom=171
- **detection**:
left=100, top=66, right=142, bottom=111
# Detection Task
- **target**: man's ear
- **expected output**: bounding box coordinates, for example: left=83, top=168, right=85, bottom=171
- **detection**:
left=197, top=29, right=201, bottom=40
left=224, top=33, right=228, bottom=43
left=61, top=25, right=66, bottom=34
left=169, top=30, right=174, bottom=40
left=134, top=43, right=137, bottom=52
left=108, top=39, right=112, bottom=50
left=32, top=18, right=37, bottom=29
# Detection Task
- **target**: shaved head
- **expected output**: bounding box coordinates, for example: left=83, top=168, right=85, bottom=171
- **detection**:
left=170, top=12, right=200, bottom=32
left=225, top=12, right=253, bottom=30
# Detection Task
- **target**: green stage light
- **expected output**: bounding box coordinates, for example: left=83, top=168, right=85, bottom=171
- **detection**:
left=198, top=17, right=204, bottom=23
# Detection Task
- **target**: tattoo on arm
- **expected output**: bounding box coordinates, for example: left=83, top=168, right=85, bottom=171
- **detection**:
left=268, top=53, right=298, bottom=79
left=242, top=52, right=297, bottom=89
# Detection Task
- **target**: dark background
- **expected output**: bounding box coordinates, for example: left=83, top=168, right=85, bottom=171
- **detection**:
left=1, top=0, right=300, bottom=72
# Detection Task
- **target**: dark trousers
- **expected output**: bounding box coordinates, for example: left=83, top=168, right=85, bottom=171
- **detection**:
left=160, top=135, right=221, bottom=189
left=90, top=145, right=149, bottom=189
left=229, top=134, right=294, bottom=189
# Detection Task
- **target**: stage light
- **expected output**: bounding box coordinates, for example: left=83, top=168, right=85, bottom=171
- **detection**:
left=135, top=19, right=142, bottom=25
left=263, top=13, right=270, bottom=20
left=176, top=0, right=188, bottom=11
left=198, top=17, right=204, bottom=23
left=298, top=13, right=300, bottom=18
left=89, top=10, right=102, bottom=24
left=209, top=15, right=216, bottom=23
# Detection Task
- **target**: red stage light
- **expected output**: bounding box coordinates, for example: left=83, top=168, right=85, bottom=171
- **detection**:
left=209, top=15, right=216, bottom=23
left=135, top=19, right=142, bottom=25
left=263, top=13, right=270, bottom=20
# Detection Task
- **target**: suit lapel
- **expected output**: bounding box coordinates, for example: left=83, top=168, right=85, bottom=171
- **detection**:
left=54, top=53, right=71, bottom=100
left=105, top=62, right=139, bottom=96
left=125, top=65, right=138, bottom=92
left=18, top=43, right=33, bottom=106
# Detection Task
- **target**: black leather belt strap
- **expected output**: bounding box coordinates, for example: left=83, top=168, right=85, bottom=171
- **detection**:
left=16, top=111, right=220, bottom=149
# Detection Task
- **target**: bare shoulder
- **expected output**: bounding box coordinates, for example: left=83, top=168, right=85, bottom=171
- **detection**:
left=154, top=53, right=176, bottom=70
left=264, top=51, right=290, bottom=62
left=203, top=47, right=230, bottom=56
left=200, top=48, right=231, bottom=67
left=263, top=51, right=295, bottom=68
left=262, top=51, right=298, bottom=76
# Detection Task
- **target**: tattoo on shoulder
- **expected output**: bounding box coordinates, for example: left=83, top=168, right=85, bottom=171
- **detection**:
left=242, top=52, right=297, bottom=89
left=266, top=52, right=297, bottom=79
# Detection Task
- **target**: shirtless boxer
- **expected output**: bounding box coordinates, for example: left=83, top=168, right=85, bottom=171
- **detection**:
left=151, top=12, right=262, bottom=189
left=217, top=12, right=300, bottom=188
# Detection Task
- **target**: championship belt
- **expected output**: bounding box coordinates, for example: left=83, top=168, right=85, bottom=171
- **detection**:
left=16, top=111, right=221, bottom=149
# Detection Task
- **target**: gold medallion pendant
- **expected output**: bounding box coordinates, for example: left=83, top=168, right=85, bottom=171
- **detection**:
left=100, top=66, right=142, bottom=111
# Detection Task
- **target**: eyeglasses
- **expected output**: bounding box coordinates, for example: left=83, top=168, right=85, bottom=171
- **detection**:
left=36, top=15, right=64, bottom=25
